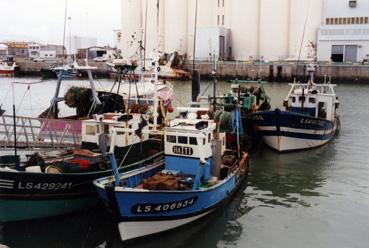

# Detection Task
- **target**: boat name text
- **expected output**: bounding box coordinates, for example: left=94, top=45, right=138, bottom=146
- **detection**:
left=300, top=118, right=325, bottom=127
left=17, top=182, right=73, bottom=191
left=172, top=146, right=194, bottom=156
left=132, top=196, right=198, bottom=214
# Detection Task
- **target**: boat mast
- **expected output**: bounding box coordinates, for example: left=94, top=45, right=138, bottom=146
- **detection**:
left=191, top=0, right=200, bottom=102
left=11, top=83, right=17, bottom=160
left=152, top=0, right=160, bottom=130
left=62, top=0, right=68, bottom=64
left=294, top=2, right=310, bottom=79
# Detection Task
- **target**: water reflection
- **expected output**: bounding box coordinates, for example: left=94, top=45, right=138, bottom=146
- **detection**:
left=245, top=142, right=338, bottom=209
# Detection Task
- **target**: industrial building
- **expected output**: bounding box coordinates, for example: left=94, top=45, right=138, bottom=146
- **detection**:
left=317, top=0, right=369, bottom=63
left=68, top=35, right=97, bottom=54
left=119, top=0, right=323, bottom=62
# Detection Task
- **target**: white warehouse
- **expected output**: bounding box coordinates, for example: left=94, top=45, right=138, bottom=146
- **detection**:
left=317, top=0, right=369, bottom=63
left=119, top=0, right=324, bottom=62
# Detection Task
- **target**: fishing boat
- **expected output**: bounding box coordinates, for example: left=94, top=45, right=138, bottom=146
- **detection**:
left=0, top=59, right=171, bottom=222
left=0, top=112, right=164, bottom=222
left=197, top=75, right=270, bottom=150
left=251, top=63, right=340, bottom=152
left=35, top=62, right=173, bottom=138
left=94, top=99, right=249, bottom=241
left=0, top=58, right=17, bottom=77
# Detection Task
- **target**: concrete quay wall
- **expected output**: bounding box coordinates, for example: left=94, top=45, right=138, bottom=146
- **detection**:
left=188, top=62, right=369, bottom=83
left=14, top=58, right=110, bottom=77
left=12, top=58, right=369, bottom=83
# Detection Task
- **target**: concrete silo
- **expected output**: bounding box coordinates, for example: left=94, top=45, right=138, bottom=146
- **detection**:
left=259, top=0, right=290, bottom=61
left=121, top=0, right=143, bottom=58
left=163, top=0, right=188, bottom=54
left=289, top=0, right=323, bottom=59
left=228, top=0, right=260, bottom=60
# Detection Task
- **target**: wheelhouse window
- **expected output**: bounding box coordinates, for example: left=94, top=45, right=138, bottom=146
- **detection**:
left=290, top=96, right=296, bottom=103
left=309, top=97, right=316, bottom=103
left=178, top=136, right=188, bottom=144
left=167, top=135, right=176, bottom=143
left=86, top=125, right=96, bottom=135
left=104, top=125, right=109, bottom=134
left=208, top=133, right=211, bottom=143
left=298, top=96, right=306, bottom=103
left=189, top=137, right=197, bottom=145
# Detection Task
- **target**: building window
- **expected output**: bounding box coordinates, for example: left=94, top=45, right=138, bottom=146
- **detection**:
left=349, top=0, right=357, bottom=8
left=334, top=18, right=338, bottom=24
left=222, top=0, right=224, bottom=7
left=347, top=18, right=351, bottom=24
left=218, top=0, right=220, bottom=7
left=365, top=17, right=369, bottom=24
left=326, top=18, right=329, bottom=25
left=222, top=15, right=224, bottom=25
left=360, top=17, right=364, bottom=24
left=217, top=15, right=220, bottom=25
left=356, top=17, right=360, bottom=24
left=331, top=45, right=344, bottom=62
left=343, top=18, right=347, bottom=24
left=339, top=18, right=343, bottom=24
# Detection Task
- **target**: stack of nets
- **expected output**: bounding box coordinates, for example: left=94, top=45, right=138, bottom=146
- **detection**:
left=64, top=87, right=92, bottom=117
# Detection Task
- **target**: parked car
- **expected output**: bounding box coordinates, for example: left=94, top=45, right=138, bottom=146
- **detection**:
left=93, top=57, right=107, bottom=62
left=33, top=57, right=45, bottom=62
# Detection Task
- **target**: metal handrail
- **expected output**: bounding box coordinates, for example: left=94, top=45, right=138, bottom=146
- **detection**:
left=0, top=115, right=82, bottom=149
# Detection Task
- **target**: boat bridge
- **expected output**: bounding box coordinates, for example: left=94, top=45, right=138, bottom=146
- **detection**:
left=0, top=115, right=81, bottom=149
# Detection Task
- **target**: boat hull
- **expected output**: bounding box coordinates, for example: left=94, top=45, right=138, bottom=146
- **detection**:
left=118, top=209, right=213, bottom=241
left=252, top=110, right=338, bottom=152
left=95, top=162, right=248, bottom=241
left=0, top=152, right=163, bottom=222
left=0, top=197, right=96, bottom=222
left=0, top=70, right=16, bottom=77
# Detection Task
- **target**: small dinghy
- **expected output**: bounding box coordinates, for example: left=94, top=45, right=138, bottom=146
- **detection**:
left=251, top=63, right=340, bottom=152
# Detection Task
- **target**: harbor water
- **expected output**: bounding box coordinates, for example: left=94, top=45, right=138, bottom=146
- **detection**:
left=1, top=78, right=369, bottom=248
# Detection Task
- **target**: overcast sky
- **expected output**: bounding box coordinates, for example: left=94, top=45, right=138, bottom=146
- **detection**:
left=0, top=0, right=121, bottom=46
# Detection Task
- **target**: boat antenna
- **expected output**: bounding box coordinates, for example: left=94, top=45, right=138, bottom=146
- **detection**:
left=294, top=1, right=310, bottom=79
left=143, top=0, right=148, bottom=71
left=68, top=16, right=72, bottom=60
left=62, top=0, right=68, bottom=64
left=192, top=0, right=198, bottom=73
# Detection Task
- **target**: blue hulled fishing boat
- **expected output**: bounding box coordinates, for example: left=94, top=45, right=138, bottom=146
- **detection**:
left=251, top=63, right=340, bottom=152
left=94, top=105, right=249, bottom=241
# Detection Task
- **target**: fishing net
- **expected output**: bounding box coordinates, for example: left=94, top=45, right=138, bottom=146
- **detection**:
left=64, top=87, right=92, bottom=117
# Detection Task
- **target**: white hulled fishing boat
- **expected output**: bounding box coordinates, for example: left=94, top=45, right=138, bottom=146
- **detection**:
left=251, top=63, right=340, bottom=152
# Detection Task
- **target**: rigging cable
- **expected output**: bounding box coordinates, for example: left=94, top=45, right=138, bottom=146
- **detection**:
left=295, top=0, right=311, bottom=77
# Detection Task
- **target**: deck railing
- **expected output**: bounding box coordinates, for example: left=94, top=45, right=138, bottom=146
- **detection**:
left=0, top=115, right=82, bottom=149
